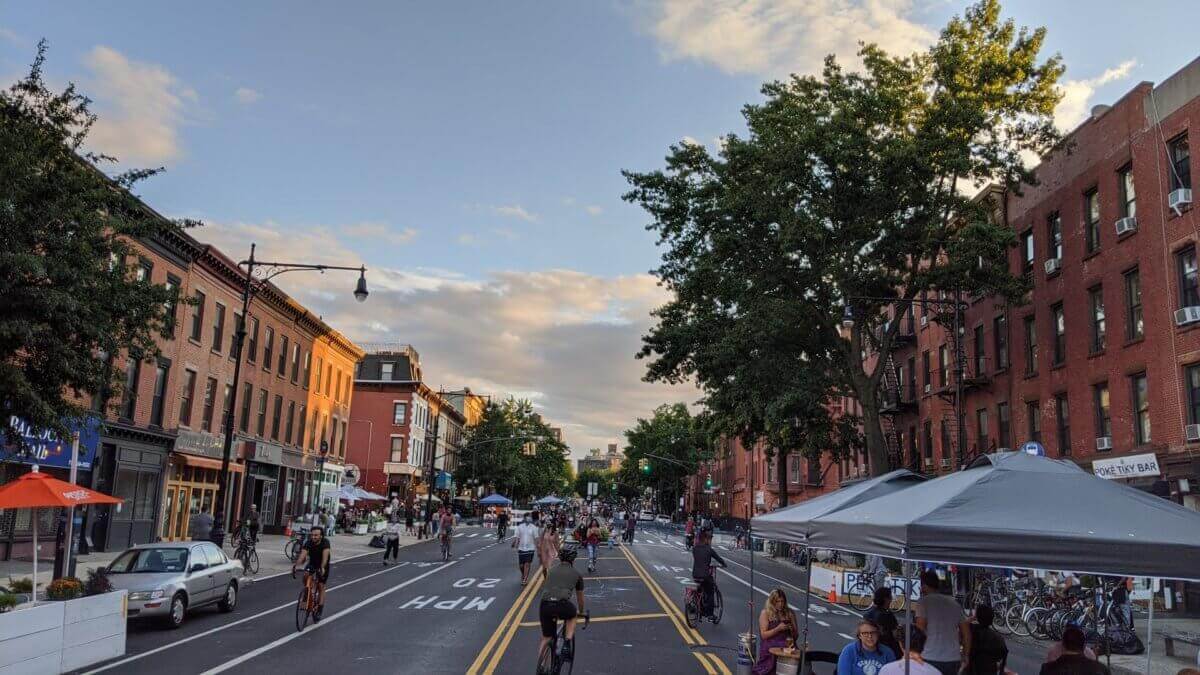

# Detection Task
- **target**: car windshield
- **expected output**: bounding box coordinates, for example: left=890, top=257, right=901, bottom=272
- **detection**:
left=109, top=547, right=189, bottom=574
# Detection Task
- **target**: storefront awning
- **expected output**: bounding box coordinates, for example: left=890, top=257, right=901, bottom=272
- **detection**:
left=174, top=454, right=244, bottom=472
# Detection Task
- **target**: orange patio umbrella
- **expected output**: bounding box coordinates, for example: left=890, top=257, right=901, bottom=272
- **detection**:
left=0, top=467, right=122, bottom=603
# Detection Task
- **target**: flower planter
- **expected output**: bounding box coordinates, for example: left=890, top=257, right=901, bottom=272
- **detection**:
left=371, top=521, right=386, bottom=533
left=0, top=590, right=127, bottom=674
left=354, top=523, right=368, bottom=535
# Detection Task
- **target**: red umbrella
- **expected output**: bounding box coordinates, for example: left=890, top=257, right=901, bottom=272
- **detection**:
left=0, top=467, right=121, bottom=604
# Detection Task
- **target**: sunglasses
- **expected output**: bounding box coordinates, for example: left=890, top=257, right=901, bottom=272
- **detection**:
left=858, top=631, right=879, bottom=637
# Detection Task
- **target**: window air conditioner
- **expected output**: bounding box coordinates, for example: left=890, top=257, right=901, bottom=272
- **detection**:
left=923, top=457, right=933, bottom=467
left=924, top=383, right=932, bottom=394
left=1114, top=217, right=1138, bottom=236
left=1044, top=258, right=1062, bottom=276
left=1169, top=188, right=1193, bottom=215
left=940, top=458, right=952, bottom=469
left=920, top=315, right=929, bottom=327
left=997, top=447, right=1012, bottom=453
left=1175, top=306, right=1200, bottom=326
left=1187, top=424, right=1200, bottom=443
left=1095, top=436, right=1113, bottom=451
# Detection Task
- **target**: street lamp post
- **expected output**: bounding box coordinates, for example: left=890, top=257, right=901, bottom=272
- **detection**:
left=210, top=243, right=368, bottom=547
left=843, top=294, right=970, bottom=472
left=309, top=440, right=330, bottom=519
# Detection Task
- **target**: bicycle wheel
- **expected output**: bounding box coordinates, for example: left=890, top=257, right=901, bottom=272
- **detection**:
left=245, top=549, right=259, bottom=575
left=711, top=587, right=723, bottom=625
left=536, top=638, right=556, bottom=675
left=683, top=589, right=699, bottom=628
left=1006, top=604, right=1031, bottom=637
left=284, top=538, right=298, bottom=561
left=295, top=587, right=311, bottom=632
left=1025, top=607, right=1049, bottom=640
left=849, top=580, right=874, bottom=611
left=562, top=639, right=574, bottom=675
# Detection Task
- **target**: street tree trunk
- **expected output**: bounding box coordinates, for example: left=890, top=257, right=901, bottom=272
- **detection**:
left=859, top=400, right=888, bottom=477
left=775, top=449, right=791, bottom=508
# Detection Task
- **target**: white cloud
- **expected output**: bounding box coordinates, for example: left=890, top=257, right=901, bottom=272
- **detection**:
left=84, top=46, right=191, bottom=164
left=1055, top=59, right=1137, bottom=131
left=681, top=135, right=703, bottom=146
left=638, top=0, right=935, bottom=77
left=0, top=26, right=22, bottom=44
left=492, top=204, right=539, bottom=223
left=343, top=222, right=418, bottom=245
left=234, top=86, right=262, bottom=104
left=584, top=205, right=603, bottom=216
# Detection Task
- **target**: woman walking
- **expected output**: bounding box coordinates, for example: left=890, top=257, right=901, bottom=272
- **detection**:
left=383, top=515, right=402, bottom=565
left=753, top=589, right=798, bottom=675
left=538, top=521, right=561, bottom=580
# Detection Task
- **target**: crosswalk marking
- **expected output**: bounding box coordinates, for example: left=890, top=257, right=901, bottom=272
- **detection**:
left=815, top=619, right=829, bottom=627
left=468, top=533, right=478, bottom=537
left=838, top=633, right=854, bottom=640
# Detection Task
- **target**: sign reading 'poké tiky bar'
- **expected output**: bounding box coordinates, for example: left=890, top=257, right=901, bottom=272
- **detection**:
left=1092, top=452, right=1161, bottom=480
left=2, top=416, right=102, bottom=470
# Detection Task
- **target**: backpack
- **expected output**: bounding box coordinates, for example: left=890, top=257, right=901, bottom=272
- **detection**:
left=368, top=534, right=387, bottom=548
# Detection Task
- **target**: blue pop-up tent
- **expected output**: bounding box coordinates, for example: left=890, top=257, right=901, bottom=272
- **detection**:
left=533, top=495, right=563, bottom=506
left=479, top=493, right=512, bottom=506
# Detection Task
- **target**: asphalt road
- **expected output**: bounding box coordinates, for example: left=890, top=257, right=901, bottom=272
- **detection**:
left=79, top=524, right=1052, bottom=674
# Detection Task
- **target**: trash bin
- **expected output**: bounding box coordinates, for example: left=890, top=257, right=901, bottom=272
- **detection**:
left=736, top=631, right=757, bottom=675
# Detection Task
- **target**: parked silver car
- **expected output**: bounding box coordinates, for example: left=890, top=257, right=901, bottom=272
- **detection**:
left=107, top=541, right=242, bottom=628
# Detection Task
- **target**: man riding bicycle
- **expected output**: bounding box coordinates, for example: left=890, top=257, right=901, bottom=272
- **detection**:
left=292, top=525, right=331, bottom=622
left=691, top=529, right=727, bottom=620
left=496, top=508, right=509, bottom=540
left=439, top=508, right=455, bottom=557
left=539, top=545, right=586, bottom=665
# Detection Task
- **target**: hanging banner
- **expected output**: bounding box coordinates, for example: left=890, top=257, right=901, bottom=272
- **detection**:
left=2, top=416, right=101, bottom=470
left=1092, top=453, right=1160, bottom=480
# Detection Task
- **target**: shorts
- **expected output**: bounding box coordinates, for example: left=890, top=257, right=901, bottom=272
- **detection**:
left=539, top=599, right=577, bottom=637
left=519, top=550, right=535, bottom=565
left=305, top=565, right=330, bottom=584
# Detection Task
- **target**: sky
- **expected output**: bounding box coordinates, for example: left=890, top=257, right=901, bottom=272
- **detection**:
left=4, top=1, right=1199, bottom=459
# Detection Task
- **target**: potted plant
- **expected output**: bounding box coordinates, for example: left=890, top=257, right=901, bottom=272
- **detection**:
left=84, top=567, right=114, bottom=596
left=0, top=592, right=18, bottom=613
left=46, top=577, right=83, bottom=601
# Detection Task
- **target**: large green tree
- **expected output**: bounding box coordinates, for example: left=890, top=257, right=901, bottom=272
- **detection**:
left=573, top=468, right=619, bottom=501
left=458, top=397, right=571, bottom=502
left=1, top=42, right=192, bottom=452
left=618, top=403, right=710, bottom=513
left=624, top=0, right=1062, bottom=476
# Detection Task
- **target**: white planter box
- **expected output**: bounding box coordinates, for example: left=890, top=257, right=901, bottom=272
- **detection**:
left=0, top=591, right=126, bottom=675
left=354, top=523, right=368, bottom=535
left=371, top=521, right=386, bottom=533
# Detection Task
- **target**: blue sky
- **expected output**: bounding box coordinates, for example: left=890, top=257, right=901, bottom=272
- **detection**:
left=3, top=1, right=1198, bottom=456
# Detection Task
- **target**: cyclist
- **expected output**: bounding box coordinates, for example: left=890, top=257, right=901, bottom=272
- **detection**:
left=496, top=508, right=510, bottom=540
left=691, top=529, right=727, bottom=620
left=292, top=525, right=331, bottom=622
left=684, top=517, right=695, bottom=551
left=439, top=507, right=455, bottom=558
left=538, top=545, right=586, bottom=666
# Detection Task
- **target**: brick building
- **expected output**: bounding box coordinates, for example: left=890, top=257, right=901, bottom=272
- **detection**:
left=346, top=346, right=467, bottom=507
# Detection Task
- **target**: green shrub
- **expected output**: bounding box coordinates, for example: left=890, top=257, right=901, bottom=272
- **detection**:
left=0, top=593, right=18, bottom=612
left=84, top=567, right=114, bottom=596
left=6, top=577, right=33, bottom=594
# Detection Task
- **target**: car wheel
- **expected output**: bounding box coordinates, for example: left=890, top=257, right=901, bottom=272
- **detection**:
left=165, top=593, right=187, bottom=629
left=218, top=581, right=238, bottom=613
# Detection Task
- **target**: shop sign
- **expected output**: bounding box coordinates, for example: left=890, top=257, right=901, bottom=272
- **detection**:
left=250, top=442, right=283, bottom=465
left=1093, top=453, right=1161, bottom=480
left=280, top=449, right=316, bottom=471
left=175, top=429, right=226, bottom=459
left=343, top=464, right=361, bottom=486
left=2, top=416, right=101, bottom=470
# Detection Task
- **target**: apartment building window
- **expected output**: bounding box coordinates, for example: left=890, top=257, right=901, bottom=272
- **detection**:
left=1124, top=268, right=1143, bottom=341
left=1051, top=303, right=1065, bottom=365
left=178, top=369, right=197, bottom=427
left=119, top=357, right=141, bottom=420
left=1084, top=189, right=1100, bottom=254
left=230, top=313, right=241, bottom=361
left=973, top=325, right=985, bottom=375
left=1026, top=400, right=1041, bottom=443
left=1023, top=315, right=1037, bottom=375
left=239, top=382, right=252, bottom=433
left=247, top=317, right=259, bottom=363
left=938, top=345, right=949, bottom=387
left=263, top=327, right=274, bottom=371
left=922, top=421, right=933, bottom=462
left=1119, top=165, right=1137, bottom=219
left=278, top=336, right=289, bottom=374
left=1021, top=229, right=1034, bottom=275
left=940, top=420, right=952, bottom=464
left=334, top=369, right=343, bottom=401
left=908, top=426, right=918, bottom=465
left=906, top=356, right=916, bottom=400
left=998, top=402, right=1011, bottom=449
left=1055, top=394, right=1070, bottom=457
left=381, top=362, right=394, bottom=380
left=297, top=404, right=307, bottom=447
left=149, top=360, right=169, bottom=427
left=339, top=420, right=348, bottom=457
left=922, top=351, right=931, bottom=389
left=994, top=315, right=1009, bottom=369
left=256, top=389, right=268, bottom=437
left=164, top=274, right=181, bottom=337
left=303, top=351, right=311, bottom=388
left=285, top=401, right=296, bottom=444
left=189, top=291, right=205, bottom=342
left=1188, top=365, right=1200, bottom=426
left=1131, top=373, right=1150, bottom=445
left=308, top=410, right=318, bottom=451
left=324, top=364, right=333, bottom=397
left=393, top=402, right=407, bottom=425
left=212, top=303, right=226, bottom=353
left=1087, top=286, right=1105, bottom=353
left=976, top=409, right=989, bottom=452
left=314, top=357, right=323, bottom=390
left=1048, top=212, right=1063, bottom=260
left=222, top=384, right=233, bottom=429
left=1178, top=247, right=1200, bottom=308
left=390, top=436, right=405, bottom=462
left=201, top=377, right=217, bottom=432
left=290, top=344, right=300, bottom=383
left=320, top=414, right=329, bottom=451
left=269, top=394, right=282, bottom=441
left=1093, top=383, right=1111, bottom=442
left=895, top=363, right=906, bottom=403
left=1169, top=134, right=1191, bottom=191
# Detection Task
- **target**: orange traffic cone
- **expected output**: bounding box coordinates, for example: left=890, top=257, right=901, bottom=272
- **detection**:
left=828, top=582, right=838, bottom=603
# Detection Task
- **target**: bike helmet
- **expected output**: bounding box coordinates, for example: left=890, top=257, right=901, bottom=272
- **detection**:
left=559, top=544, right=579, bottom=563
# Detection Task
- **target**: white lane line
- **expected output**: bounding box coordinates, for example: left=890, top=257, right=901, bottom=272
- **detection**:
left=816, top=620, right=830, bottom=627
left=720, top=555, right=862, bottom=618
left=839, top=633, right=854, bottom=640
left=81, top=543, right=483, bottom=674
left=468, top=533, right=479, bottom=538
left=201, top=560, right=460, bottom=674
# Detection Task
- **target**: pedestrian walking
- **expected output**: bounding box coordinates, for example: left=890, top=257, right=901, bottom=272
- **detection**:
left=512, top=514, right=539, bottom=585
left=383, top=516, right=402, bottom=565
left=404, top=506, right=415, bottom=537
left=245, top=504, right=260, bottom=542
left=190, top=506, right=214, bottom=541
left=538, top=522, right=560, bottom=580
left=965, top=605, right=1008, bottom=675
left=914, top=570, right=970, bottom=675
left=879, top=626, right=940, bottom=675
left=837, top=618, right=896, bottom=675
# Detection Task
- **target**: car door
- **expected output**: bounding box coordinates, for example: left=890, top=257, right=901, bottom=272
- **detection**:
left=184, top=545, right=213, bottom=604
left=204, top=543, right=232, bottom=594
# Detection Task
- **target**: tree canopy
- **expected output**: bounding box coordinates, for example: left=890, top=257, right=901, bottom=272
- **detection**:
left=458, top=397, right=571, bottom=502
left=624, top=0, right=1062, bottom=477
left=1, top=41, right=194, bottom=451
left=618, top=403, right=709, bottom=513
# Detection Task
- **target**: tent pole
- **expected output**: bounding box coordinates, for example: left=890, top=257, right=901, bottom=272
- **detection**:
left=904, top=559, right=912, bottom=675
left=31, top=507, right=38, bottom=606
left=799, top=546, right=811, bottom=675
left=1146, top=577, right=1155, bottom=674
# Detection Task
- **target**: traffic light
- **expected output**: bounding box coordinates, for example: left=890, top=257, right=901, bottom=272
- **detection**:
left=639, top=458, right=650, bottom=474
left=705, top=473, right=713, bottom=490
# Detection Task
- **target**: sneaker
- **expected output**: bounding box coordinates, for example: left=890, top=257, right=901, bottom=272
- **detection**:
left=313, top=605, right=324, bottom=623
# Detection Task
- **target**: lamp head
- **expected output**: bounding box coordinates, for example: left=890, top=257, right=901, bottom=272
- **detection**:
left=353, top=268, right=369, bottom=303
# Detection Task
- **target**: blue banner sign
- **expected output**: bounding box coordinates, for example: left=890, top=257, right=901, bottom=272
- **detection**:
left=2, top=416, right=102, bottom=470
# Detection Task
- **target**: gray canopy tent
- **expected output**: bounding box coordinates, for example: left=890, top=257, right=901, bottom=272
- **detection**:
left=776, top=452, right=1200, bottom=673
left=753, top=469, right=926, bottom=543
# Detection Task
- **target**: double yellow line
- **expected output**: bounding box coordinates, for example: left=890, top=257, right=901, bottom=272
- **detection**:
left=466, top=569, right=544, bottom=674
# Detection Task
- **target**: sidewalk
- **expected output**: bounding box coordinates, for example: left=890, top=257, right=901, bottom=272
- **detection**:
left=0, top=529, right=426, bottom=593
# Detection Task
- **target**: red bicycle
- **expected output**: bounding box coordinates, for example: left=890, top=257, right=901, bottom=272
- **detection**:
left=683, top=566, right=723, bottom=628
